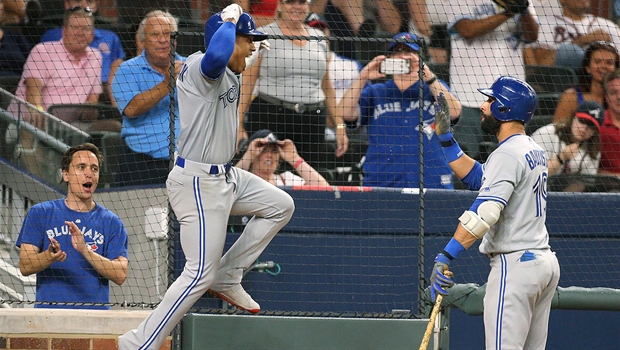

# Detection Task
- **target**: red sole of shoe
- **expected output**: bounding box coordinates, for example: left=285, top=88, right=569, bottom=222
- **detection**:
left=209, top=290, right=260, bottom=314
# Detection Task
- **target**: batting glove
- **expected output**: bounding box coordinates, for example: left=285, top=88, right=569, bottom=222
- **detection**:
left=430, top=253, right=455, bottom=302
left=257, top=39, right=270, bottom=53
left=433, top=92, right=451, bottom=137
left=245, top=40, right=270, bottom=68
left=221, top=3, right=243, bottom=24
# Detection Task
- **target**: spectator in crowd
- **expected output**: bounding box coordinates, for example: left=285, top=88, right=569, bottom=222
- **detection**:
left=39, top=0, right=126, bottom=105
left=447, top=0, right=538, bottom=160
left=239, top=0, right=348, bottom=170
left=305, top=12, right=366, bottom=142
left=107, top=30, right=143, bottom=107
left=600, top=69, right=620, bottom=176
left=7, top=7, right=102, bottom=128
left=235, top=0, right=279, bottom=27
left=527, top=0, right=620, bottom=70
left=111, top=10, right=185, bottom=187
left=16, top=143, right=128, bottom=309
left=336, top=33, right=461, bottom=189
left=310, top=0, right=400, bottom=59
left=236, top=129, right=330, bottom=187
left=406, top=0, right=450, bottom=63
left=2, top=0, right=26, bottom=25
left=0, top=0, right=31, bottom=77
left=532, top=101, right=604, bottom=176
left=115, top=0, right=191, bottom=28
left=554, top=41, right=619, bottom=124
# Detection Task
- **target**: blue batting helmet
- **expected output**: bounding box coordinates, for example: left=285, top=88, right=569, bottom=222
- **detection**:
left=477, top=76, right=538, bottom=124
left=204, top=12, right=268, bottom=49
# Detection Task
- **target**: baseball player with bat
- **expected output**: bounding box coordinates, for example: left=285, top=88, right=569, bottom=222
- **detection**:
left=119, top=5, right=295, bottom=349
left=430, top=76, right=561, bottom=349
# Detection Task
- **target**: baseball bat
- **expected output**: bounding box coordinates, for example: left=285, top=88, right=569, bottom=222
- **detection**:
left=419, top=270, right=452, bottom=350
left=418, top=294, right=442, bottom=350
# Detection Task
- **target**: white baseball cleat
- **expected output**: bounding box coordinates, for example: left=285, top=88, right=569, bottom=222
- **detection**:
left=209, top=284, right=260, bottom=314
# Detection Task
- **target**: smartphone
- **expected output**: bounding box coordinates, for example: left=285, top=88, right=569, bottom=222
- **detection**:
left=48, top=236, right=58, bottom=253
left=380, top=58, right=411, bottom=75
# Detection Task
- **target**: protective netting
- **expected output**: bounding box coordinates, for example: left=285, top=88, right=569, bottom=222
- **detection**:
left=0, top=1, right=619, bottom=320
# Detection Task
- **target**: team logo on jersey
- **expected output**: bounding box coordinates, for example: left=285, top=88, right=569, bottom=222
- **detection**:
left=219, top=85, right=238, bottom=108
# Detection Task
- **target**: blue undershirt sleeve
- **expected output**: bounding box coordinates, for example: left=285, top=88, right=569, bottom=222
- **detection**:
left=201, top=22, right=236, bottom=80
left=460, top=161, right=483, bottom=191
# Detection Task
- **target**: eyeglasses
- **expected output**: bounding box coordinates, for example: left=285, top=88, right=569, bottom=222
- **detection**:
left=389, top=46, right=416, bottom=57
left=588, top=41, right=617, bottom=53
left=68, top=6, right=93, bottom=15
left=282, top=0, right=310, bottom=5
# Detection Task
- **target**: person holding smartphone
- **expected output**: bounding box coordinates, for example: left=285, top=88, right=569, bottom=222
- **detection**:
left=336, top=32, right=462, bottom=189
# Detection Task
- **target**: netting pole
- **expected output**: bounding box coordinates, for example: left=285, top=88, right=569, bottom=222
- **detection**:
left=168, top=31, right=181, bottom=350
left=417, top=45, right=427, bottom=315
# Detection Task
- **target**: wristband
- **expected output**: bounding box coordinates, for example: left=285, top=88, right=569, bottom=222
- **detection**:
left=426, top=77, right=437, bottom=85
left=437, top=131, right=464, bottom=163
left=442, top=238, right=466, bottom=260
left=294, top=158, right=305, bottom=169
left=556, top=154, right=565, bottom=165
left=336, top=124, right=346, bottom=129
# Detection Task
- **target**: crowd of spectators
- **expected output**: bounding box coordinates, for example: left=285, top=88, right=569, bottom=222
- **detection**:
left=1, top=0, right=620, bottom=192
left=3, top=0, right=620, bottom=315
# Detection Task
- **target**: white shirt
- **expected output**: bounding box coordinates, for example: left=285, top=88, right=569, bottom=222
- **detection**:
left=531, top=124, right=600, bottom=175
left=447, top=0, right=537, bottom=108
left=533, top=13, right=620, bottom=50
left=275, top=171, right=306, bottom=187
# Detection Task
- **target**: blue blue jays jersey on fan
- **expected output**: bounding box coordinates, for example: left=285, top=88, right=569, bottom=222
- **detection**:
left=16, top=199, right=128, bottom=309
left=358, top=80, right=454, bottom=189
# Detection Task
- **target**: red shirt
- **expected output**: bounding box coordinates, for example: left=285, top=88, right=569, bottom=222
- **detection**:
left=599, top=110, right=620, bottom=174
left=251, top=0, right=278, bottom=16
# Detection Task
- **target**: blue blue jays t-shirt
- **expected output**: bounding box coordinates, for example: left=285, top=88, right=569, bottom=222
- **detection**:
left=357, top=80, right=454, bottom=189
left=40, top=27, right=126, bottom=83
left=16, top=199, right=128, bottom=309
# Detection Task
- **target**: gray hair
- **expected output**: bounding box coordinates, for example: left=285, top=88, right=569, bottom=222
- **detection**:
left=137, top=10, right=178, bottom=41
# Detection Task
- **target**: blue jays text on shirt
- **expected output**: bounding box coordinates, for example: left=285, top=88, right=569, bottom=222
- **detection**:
left=373, top=99, right=438, bottom=140
left=373, top=99, right=435, bottom=118
left=46, top=225, right=104, bottom=248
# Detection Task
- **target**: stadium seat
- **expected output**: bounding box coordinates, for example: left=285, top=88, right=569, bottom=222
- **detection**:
left=175, top=27, right=205, bottom=57
left=526, top=115, right=554, bottom=135
left=548, top=174, right=620, bottom=192
left=0, top=76, right=20, bottom=110
left=525, top=65, right=577, bottom=94
left=427, top=62, right=449, bottom=85
left=535, top=93, right=561, bottom=116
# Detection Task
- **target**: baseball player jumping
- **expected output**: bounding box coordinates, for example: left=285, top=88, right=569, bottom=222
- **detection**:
left=430, top=76, right=561, bottom=349
left=119, top=5, right=295, bottom=349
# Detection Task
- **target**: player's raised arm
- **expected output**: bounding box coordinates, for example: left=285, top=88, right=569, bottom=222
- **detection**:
left=201, top=5, right=242, bottom=80
left=433, top=93, right=481, bottom=189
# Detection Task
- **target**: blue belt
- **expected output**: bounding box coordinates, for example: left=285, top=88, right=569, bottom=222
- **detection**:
left=175, top=157, right=231, bottom=175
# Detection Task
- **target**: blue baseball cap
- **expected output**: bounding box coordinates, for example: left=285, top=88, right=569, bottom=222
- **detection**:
left=388, top=32, right=420, bottom=53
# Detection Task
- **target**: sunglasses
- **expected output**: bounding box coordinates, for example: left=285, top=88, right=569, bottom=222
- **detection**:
left=282, top=0, right=310, bottom=4
left=68, top=6, right=93, bottom=15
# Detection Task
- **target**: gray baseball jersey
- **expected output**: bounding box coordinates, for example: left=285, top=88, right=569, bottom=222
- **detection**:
left=119, top=51, right=295, bottom=350
left=475, top=134, right=560, bottom=349
left=176, top=51, right=239, bottom=164
left=478, top=134, right=551, bottom=255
